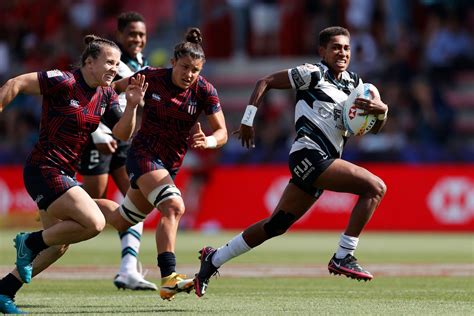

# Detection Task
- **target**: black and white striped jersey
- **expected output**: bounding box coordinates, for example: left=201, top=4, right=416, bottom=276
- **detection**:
left=117, top=52, right=147, bottom=111
left=287, top=61, right=362, bottom=158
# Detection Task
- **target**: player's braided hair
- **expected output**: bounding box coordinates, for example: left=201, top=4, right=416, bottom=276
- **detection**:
left=80, top=35, right=120, bottom=66
left=173, top=27, right=205, bottom=61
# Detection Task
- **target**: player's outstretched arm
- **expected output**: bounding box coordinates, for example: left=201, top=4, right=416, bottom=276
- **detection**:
left=0, top=72, right=40, bottom=112
left=112, top=74, right=148, bottom=141
left=235, top=70, right=291, bottom=149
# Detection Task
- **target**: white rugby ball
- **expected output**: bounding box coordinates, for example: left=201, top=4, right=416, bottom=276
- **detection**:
left=342, top=83, right=379, bottom=136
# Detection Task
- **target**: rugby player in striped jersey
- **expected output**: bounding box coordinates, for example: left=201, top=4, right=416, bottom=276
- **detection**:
left=194, top=26, right=389, bottom=298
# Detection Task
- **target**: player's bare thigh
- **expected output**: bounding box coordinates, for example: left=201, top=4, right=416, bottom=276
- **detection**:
left=46, top=186, right=105, bottom=228
left=81, top=173, right=109, bottom=198
left=135, top=169, right=174, bottom=198
left=313, top=158, right=384, bottom=195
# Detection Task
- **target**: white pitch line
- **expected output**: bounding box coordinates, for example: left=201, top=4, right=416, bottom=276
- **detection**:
left=0, top=263, right=472, bottom=279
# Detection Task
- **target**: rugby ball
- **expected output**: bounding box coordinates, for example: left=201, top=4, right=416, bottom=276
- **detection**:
left=342, top=83, right=379, bottom=136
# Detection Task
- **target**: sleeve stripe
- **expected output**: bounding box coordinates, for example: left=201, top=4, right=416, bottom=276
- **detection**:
left=288, top=69, right=296, bottom=89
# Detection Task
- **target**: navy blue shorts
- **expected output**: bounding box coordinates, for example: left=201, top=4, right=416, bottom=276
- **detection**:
left=78, top=140, right=130, bottom=176
left=23, top=164, right=79, bottom=210
left=288, top=148, right=334, bottom=198
left=126, top=150, right=177, bottom=190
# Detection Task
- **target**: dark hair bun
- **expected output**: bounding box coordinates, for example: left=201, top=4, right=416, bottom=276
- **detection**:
left=84, top=34, right=100, bottom=45
left=185, top=28, right=202, bottom=45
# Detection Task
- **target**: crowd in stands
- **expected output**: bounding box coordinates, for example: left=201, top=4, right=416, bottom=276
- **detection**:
left=0, top=0, right=473, bottom=165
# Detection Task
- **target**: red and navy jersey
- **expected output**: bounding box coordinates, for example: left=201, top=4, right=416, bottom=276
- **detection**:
left=131, top=67, right=221, bottom=169
left=26, top=69, right=121, bottom=174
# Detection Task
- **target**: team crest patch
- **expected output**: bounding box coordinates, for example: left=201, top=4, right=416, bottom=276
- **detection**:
left=100, top=102, right=107, bottom=115
left=69, top=99, right=80, bottom=108
left=188, top=101, right=197, bottom=115
left=46, top=70, right=62, bottom=78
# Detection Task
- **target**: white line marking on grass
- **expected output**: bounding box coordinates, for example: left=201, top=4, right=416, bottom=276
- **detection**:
left=0, top=263, right=472, bottom=279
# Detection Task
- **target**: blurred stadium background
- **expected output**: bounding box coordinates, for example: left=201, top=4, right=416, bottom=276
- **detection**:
left=0, top=0, right=472, bottom=232
left=0, top=0, right=472, bottom=314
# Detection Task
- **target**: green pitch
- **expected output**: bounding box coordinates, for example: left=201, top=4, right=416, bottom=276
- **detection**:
left=2, top=228, right=472, bottom=265
left=12, top=277, right=473, bottom=315
left=0, top=229, right=473, bottom=315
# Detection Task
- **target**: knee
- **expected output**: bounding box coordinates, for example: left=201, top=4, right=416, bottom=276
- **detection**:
left=94, top=215, right=107, bottom=232
left=117, top=195, right=148, bottom=229
left=111, top=205, right=134, bottom=232
left=86, top=215, right=106, bottom=237
left=263, top=210, right=296, bottom=238
left=147, top=184, right=182, bottom=209
left=160, top=199, right=186, bottom=219
left=369, top=177, right=387, bottom=201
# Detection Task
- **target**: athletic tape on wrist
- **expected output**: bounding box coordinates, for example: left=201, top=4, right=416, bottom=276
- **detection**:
left=205, top=136, right=217, bottom=149
left=377, top=111, right=388, bottom=120
left=241, top=105, right=258, bottom=126
left=91, top=130, right=114, bottom=144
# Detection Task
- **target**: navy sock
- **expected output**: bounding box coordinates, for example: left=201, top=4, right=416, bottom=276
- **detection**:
left=0, top=273, right=23, bottom=299
left=25, top=230, right=48, bottom=255
left=157, top=252, right=176, bottom=278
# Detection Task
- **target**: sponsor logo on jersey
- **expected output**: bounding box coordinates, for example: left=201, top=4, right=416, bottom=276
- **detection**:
left=152, top=93, right=161, bottom=101
left=293, top=157, right=315, bottom=180
left=318, top=107, right=331, bottom=119
left=348, top=105, right=357, bottom=119
left=188, top=101, right=197, bottom=115
left=291, top=69, right=305, bottom=88
left=34, top=194, right=44, bottom=203
left=46, top=70, right=62, bottom=78
left=100, top=102, right=107, bottom=115
left=70, top=99, right=80, bottom=108
left=88, top=163, right=100, bottom=170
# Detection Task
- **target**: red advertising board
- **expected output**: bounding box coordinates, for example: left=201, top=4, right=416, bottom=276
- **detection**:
left=0, top=166, right=37, bottom=215
left=1, top=164, right=473, bottom=231
left=193, top=164, right=474, bottom=232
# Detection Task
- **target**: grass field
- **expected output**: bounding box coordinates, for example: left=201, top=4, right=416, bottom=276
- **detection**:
left=0, top=228, right=473, bottom=315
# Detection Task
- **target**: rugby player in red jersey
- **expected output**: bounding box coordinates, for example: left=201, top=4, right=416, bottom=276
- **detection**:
left=0, top=35, right=148, bottom=314
left=78, top=11, right=156, bottom=292
left=102, top=27, right=228, bottom=301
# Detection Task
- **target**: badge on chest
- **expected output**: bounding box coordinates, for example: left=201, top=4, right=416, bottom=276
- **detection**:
left=187, top=101, right=197, bottom=115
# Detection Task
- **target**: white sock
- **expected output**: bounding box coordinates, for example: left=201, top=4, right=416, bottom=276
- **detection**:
left=335, top=233, right=359, bottom=259
left=119, top=222, right=144, bottom=274
left=212, top=233, right=251, bottom=267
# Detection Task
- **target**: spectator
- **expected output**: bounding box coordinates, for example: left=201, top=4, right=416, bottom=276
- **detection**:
left=406, top=76, right=455, bottom=161
left=248, top=0, right=280, bottom=56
